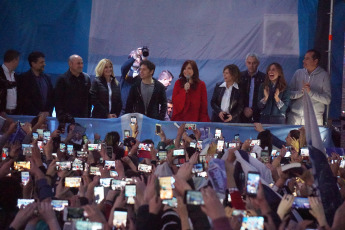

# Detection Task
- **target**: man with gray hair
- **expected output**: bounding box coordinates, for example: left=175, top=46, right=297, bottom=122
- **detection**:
left=55, top=54, right=91, bottom=120
left=240, top=53, right=266, bottom=123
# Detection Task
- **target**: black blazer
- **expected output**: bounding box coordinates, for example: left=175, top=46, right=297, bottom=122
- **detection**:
left=125, top=78, right=167, bottom=120
left=17, top=70, right=54, bottom=115
left=90, top=76, right=122, bottom=118
left=0, top=66, right=18, bottom=113
left=211, top=82, right=244, bottom=123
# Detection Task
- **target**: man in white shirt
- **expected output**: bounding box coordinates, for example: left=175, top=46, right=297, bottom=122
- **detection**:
left=0, top=50, right=20, bottom=114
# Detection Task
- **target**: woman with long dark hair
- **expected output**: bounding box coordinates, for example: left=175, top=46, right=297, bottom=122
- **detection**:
left=171, top=60, right=210, bottom=122
left=257, top=63, right=290, bottom=124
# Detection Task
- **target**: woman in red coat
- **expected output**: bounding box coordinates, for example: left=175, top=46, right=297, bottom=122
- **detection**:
left=172, top=60, right=210, bottom=122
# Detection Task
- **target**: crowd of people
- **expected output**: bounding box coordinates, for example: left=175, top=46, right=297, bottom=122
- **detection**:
left=0, top=112, right=344, bottom=230
left=0, top=47, right=331, bottom=125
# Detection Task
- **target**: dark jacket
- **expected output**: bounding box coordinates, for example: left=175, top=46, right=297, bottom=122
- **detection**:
left=0, top=66, right=18, bottom=113
left=239, top=70, right=265, bottom=122
left=54, top=70, right=91, bottom=119
left=90, top=76, right=122, bottom=118
left=17, top=70, right=54, bottom=115
left=125, top=78, right=167, bottom=120
left=257, top=82, right=290, bottom=124
left=211, top=82, right=244, bottom=123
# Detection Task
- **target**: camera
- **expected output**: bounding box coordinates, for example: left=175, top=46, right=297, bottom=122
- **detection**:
left=142, top=46, right=149, bottom=57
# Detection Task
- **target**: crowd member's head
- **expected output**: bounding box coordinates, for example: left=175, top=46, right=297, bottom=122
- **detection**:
left=158, top=70, right=174, bottom=89
left=167, top=99, right=173, bottom=118
left=30, top=115, right=48, bottom=130
left=303, top=49, right=321, bottom=73
left=179, top=60, right=200, bottom=89
left=264, top=62, right=287, bottom=92
left=105, top=131, right=120, bottom=149
left=285, top=129, right=300, bottom=146
left=139, top=60, right=155, bottom=80
left=3, top=49, right=20, bottom=71
left=257, top=129, right=272, bottom=155
left=95, top=58, right=116, bottom=79
left=245, top=53, right=260, bottom=76
left=68, top=54, right=83, bottom=76
left=28, top=51, right=45, bottom=75
left=223, top=64, right=241, bottom=84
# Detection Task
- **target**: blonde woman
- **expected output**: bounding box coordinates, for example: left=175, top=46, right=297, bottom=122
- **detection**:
left=90, top=59, right=122, bottom=118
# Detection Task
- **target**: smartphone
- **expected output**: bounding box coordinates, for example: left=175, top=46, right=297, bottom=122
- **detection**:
left=88, top=144, right=99, bottom=151
left=173, top=149, right=184, bottom=156
left=125, top=184, right=136, bottom=204
left=1, top=147, right=8, bottom=160
left=190, top=141, right=196, bottom=148
left=159, top=176, right=175, bottom=200
left=250, top=152, right=257, bottom=158
left=63, top=207, right=84, bottom=221
left=21, top=171, right=30, bottom=186
left=77, top=151, right=88, bottom=158
left=292, top=197, right=310, bottom=209
left=17, top=199, right=35, bottom=209
left=192, top=163, right=203, bottom=173
left=260, top=150, right=270, bottom=163
left=228, top=142, right=237, bottom=149
left=138, top=163, right=152, bottom=173
left=32, top=132, right=38, bottom=140
left=232, top=209, right=248, bottom=217
left=51, top=200, right=68, bottom=212
left=197, top=140, right=203, bottom=150
left=185, top=124, right=196, bottom=130
left=56, top=161, right=72, bottom=171
left=65, top=177, right=81, bottom=187
left=67, top=145, right=74, bottom=155
left=110, top=170, right=118, bottom=177
left=113, top=208, right=127, bottom=228
left=155, top=124, right=161, bottom=135
left=158, top=150, right=167, bottom=160
left=246, top=171, right=260, bottom=197
left=104, top=160, right=115, bottom=170
left=250, top=139, right=261, bottom=146
left=124, top=130, right=130, bottom=138
left=72, top=160, right=83, bottom=171
left=301, top=147, right=309, bottom=157
left=75, top=220, right=103, bottom=230
left=14, top=161, right=30, bottom=171
left=185, top=190, right=204, bottom=205
left=94, top=186, right=105, bottom=204
left=197, top=171, right=207, bottom=177
left=138, top=143, right=151, bottom=151
left=162, top=197, right=178, bottom=208
left=217, top=139, right=224, bottom=152
left=130, top=116, right=137, bottom=125
left=100, top=178, right=112, bottom=187
left=22, top=144, right=32, bottom=156
left=199, top=155, right=206, bottom=163
left=60, top=143, right=66, bottom=152
left=241, top=216, right=264, bottom=230
left=215, top=128, right=222, bottom=139
left=43, top=131, right=51, bottom=144
left=111, top=179, right=126, bottom=190
left=37, top=141, right=43, bottom=152
left=271, top=149, right=280, bottom=157
left=90, top=166, right=101, bottom=176
left=234, top=134, right=240, bottom=141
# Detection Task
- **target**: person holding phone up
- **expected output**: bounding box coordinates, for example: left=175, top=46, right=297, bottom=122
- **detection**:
left=257, top=63, right=290, bottom=124
left=211, top=64, right=244, bottom=123
left=90, top=59, right=122, bottom=118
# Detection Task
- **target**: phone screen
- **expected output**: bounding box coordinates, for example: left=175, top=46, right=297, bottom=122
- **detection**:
left=94, top=186, right=105, bottom=204
left=138, top=163, right=152, bottom=173
left=215, top=128, right=222, bottom=138
left=104, top=160, right=115, bottom=170
left=67, top=145, right=74, bottom=155
left=246, top=172, right=260, bottom=196
left=155, top=124, right=161, bottom=135
left=75, top=221, right=103, bottom=230
left=159, top=176, right=174, bottom=200
left=185, top=124, right=196, bottom=130
left=37, top=129, right=44, bottom=140
left=138, top=143, right=152, bottom=151
left=51, top=200, right=68, bottom=211
left=88, top=144, right=99, bottom=151
left=60, top=143, right=66, bottom=152
left=111, top=179, right=126, bottom=190
left=43, top=131, right=51, bottom=143
left=22, top=144, right=32, bottom=156
left=125, top=185, right=136, bottom=204
left=241, top=216, right=264, bottom=230
left=234, top=134, right=239, bottom=141
left=185, top=190, right=204, bottom=205
left=158, top=151, right=167, bottom=160
left=32, top=132, right=38, bottom=140
left=113, top=209, right=127, bottom=228
left=56, top=161, right=71, bottom=171
left=192, top=163, right=203, bottom=173
left=124, top=130, right=130, bottom=138
left=100, top=178, right=112, bottom=187
left=14, top=161, right=31, bottom=171
left=300, top=147, right=309, bottom=157
left=190, top=141, right=196, bottom=148
left=250, top=139, right=261, bottom=146
left=17, top=199, right=35, bottom=209
left=292, top=197, right=310, bottom=209
left=90, top=166, right=101, bottom=176
left=217, top=140, right=224, bottom=152
left=64, top=207, right=84, bottom=221
left=21, top=171, right=30, bottom=186
left=130, top=116, right=137, bottom=125
left=228, top=142, right=237, bottom=149
left=173, top=149, right=184, bottom=156
left=65, top=177, right=81, bottom=187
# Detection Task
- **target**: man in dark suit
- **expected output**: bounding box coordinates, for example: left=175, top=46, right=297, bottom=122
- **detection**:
left=0, top=49, right=20, bottom=115
left=17, top=51, right=54, bottom=116
left=240, top=53, right=266, bottom=123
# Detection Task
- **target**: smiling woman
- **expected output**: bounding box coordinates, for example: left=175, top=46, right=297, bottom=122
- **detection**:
left=257, top=63, right=290, bottom=124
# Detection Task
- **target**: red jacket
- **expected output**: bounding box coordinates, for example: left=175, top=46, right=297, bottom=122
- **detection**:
left=172, top=79, right=210, bottom=122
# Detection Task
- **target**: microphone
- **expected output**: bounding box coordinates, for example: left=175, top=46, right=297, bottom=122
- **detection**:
left=186, top=75, right=190, bottom=82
